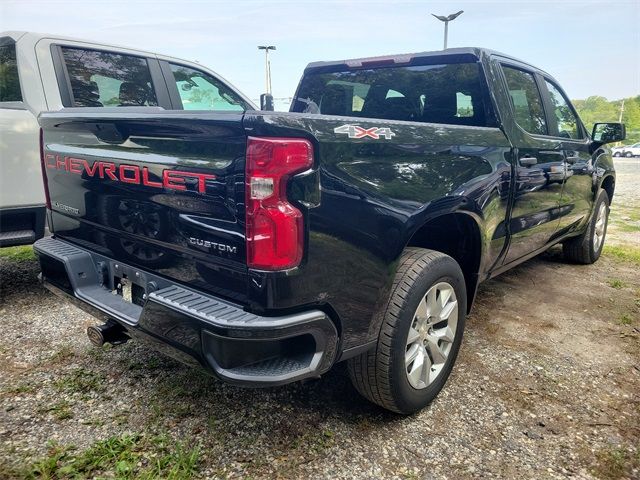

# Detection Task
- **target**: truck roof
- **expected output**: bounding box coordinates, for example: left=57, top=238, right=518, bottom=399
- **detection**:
left=0, top=30, right=162, bottom=58
left=304, top=47, right=549, bottom=76
left=0, top=30, right=209, bottom=69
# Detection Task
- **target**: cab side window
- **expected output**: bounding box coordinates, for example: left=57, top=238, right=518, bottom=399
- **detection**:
left=544, top=80, right=582, bottom=139
left=61, top=47, right=158, bottom=107
left=502, top=65, right=547, bottom=136
left=168, top=63, right=247, bottom=111
left=0, top=43, right=22, bottom=102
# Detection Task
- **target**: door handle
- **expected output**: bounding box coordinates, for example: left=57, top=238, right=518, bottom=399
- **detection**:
left=519, top=156, right=537, bottom=167
left=566, top=156, right=580, bottom=164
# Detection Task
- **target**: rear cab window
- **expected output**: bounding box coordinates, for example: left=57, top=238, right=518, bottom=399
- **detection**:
left=60, top=47, right=158, bottom=107
left=291, top=60, right=495, bottom=127
left=167, top=63, right=248, bottom=111
left=0, top=41, right=22, bottom=103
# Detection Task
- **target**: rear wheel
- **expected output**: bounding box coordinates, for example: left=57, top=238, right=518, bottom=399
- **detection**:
left=348, top=248, right=466, bottom=414
left=625, top=151, right=633, bottom=158
left=562, top=189, right=610, bottom=264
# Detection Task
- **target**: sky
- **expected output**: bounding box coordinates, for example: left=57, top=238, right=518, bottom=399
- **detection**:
left=1, top=0, right=639, bottom=110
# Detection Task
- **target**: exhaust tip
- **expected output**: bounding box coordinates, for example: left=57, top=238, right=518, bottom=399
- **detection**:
left=87, top=321, right=129, bottom=347
left=87, top=325, right=105, bottom=347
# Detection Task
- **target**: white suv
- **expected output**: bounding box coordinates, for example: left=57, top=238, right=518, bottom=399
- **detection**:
left=622, top=143, right=640, bottom=157
left=0, top=31, right=254, bottom=247
left=611, top=145, right=626, bottom=157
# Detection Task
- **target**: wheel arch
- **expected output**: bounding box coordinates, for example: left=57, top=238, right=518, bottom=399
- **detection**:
left=405, top=211, right=483, bottom=313
left=600, top=174, right=615, bottom=202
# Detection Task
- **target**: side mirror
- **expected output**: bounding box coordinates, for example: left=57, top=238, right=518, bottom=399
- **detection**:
left=592, top=122, right=626, bottom=144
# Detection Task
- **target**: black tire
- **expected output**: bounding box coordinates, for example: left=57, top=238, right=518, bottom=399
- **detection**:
left=625, top=151, right=633, bottom=158
left=613, top=152, right=621, bottom=157
left=562, top=189, right=610, bottom=264
left=348, top=248, right=467, bottom=414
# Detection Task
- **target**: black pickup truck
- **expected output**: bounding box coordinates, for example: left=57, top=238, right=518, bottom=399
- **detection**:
left=34, top=47, right=624, bottom=414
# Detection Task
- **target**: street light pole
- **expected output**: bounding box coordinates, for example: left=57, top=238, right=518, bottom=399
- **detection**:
left=431, top=10, right=464, bottom=49
left=258, top=45, right=276, bottom=95
left=618, top=98, right=625, bottom=123
left=444, top=20, right=449, bottom=49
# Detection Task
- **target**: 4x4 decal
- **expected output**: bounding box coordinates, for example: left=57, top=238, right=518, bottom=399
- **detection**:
left=334, top=124, right=396, bottom=140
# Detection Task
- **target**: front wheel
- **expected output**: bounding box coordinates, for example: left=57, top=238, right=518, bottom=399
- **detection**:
left=613, top=152, right=621, bottom=157
left=562, top=189, right=610, bottom=264
left=348, top=248, right=466, bottom=414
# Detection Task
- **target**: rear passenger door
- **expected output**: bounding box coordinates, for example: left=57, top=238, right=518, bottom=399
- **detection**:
left=498, top=62, right=566, bottom=265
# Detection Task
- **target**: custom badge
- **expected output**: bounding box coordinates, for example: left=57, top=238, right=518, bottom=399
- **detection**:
left=334, top=124, right=396, bottom=140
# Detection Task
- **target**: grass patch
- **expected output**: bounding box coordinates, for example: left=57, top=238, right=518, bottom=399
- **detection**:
left=54, top=368, right=104, bottom=394
left=608, top=279, right=627, bottom=289
left=0, top=383, right=36, bottom=401
left=0, top=245, right=36, bottom=262
left=619, top=314, right=634, bottom=326
left=610, top=223, right=640, bottom=233
left=593, top=447, right=640, bottom=480
left=49, top=345, right=75, bottom=364
left=38, top=400, right=73, bottom=420
left=21, top=434, right=200, bottom=479
left=611, top=206, right=640, bottom=223
left=603, top=244, right=640, bottom=265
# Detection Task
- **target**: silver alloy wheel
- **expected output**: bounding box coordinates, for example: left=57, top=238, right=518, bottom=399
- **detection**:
left=405, top=282, right=458, bottom=389
left=593, top=202, right=607, bottom=252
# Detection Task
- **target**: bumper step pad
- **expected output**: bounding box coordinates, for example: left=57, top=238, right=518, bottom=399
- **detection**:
left=0, top=229, right=35, bottom=247
left=150, top=285, right=259, bottom=325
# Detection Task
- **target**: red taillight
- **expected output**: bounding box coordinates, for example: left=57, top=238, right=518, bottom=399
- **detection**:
left=245, top=137, right=313, bottom=270
left=39, top=128, right=51, bottom=209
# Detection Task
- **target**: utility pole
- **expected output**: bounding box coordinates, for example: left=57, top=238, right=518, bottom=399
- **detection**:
left=618, top=98, right=625, bottom=123
left=431, top=10, right=464, bottom=49
left=258, top=45, right=276, bottom=95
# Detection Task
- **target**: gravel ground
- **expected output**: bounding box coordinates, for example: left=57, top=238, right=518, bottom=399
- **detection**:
left=0, top=160, right=638, bottom=479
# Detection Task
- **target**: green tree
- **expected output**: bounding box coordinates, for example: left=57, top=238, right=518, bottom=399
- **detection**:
left=573, top=95, right=640, bottom=143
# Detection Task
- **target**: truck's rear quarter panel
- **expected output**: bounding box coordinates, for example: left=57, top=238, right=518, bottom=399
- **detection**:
left=243, top=112, right=512, bottom=349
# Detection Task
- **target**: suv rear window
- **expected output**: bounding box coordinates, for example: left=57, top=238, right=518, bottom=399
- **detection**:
left=61, top=47, right=158, bottom=107
left=0, top=43, right=22, bottom=102
left=291, top=62, right=493, bottom=127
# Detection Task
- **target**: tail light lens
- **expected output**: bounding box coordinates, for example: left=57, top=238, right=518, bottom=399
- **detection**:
left=39, top=128, right=52, bottom=209
left=245, top=137, right=313, bottom=270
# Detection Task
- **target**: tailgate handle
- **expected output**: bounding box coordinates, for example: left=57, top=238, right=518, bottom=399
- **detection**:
left=92, top=123, right=130, bottom=144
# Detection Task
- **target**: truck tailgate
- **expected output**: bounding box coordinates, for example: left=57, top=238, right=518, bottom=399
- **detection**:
left=39, top=111, right=249, bottom=303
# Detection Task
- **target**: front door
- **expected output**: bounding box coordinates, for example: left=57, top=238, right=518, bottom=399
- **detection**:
left=540, top=78, right=594, bottom=235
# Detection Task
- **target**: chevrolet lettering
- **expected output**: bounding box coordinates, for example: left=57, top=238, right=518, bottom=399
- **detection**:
left=43, top=153, right=216, bottom=194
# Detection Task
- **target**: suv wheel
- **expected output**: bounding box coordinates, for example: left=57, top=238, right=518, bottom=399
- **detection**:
left=613, top=152, right=621, bottom=157
left=348, top=248, right=466, bottom=414
left=625, top=151, right=633, bottom=157
left=562, top=189, right=610, bottom=264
